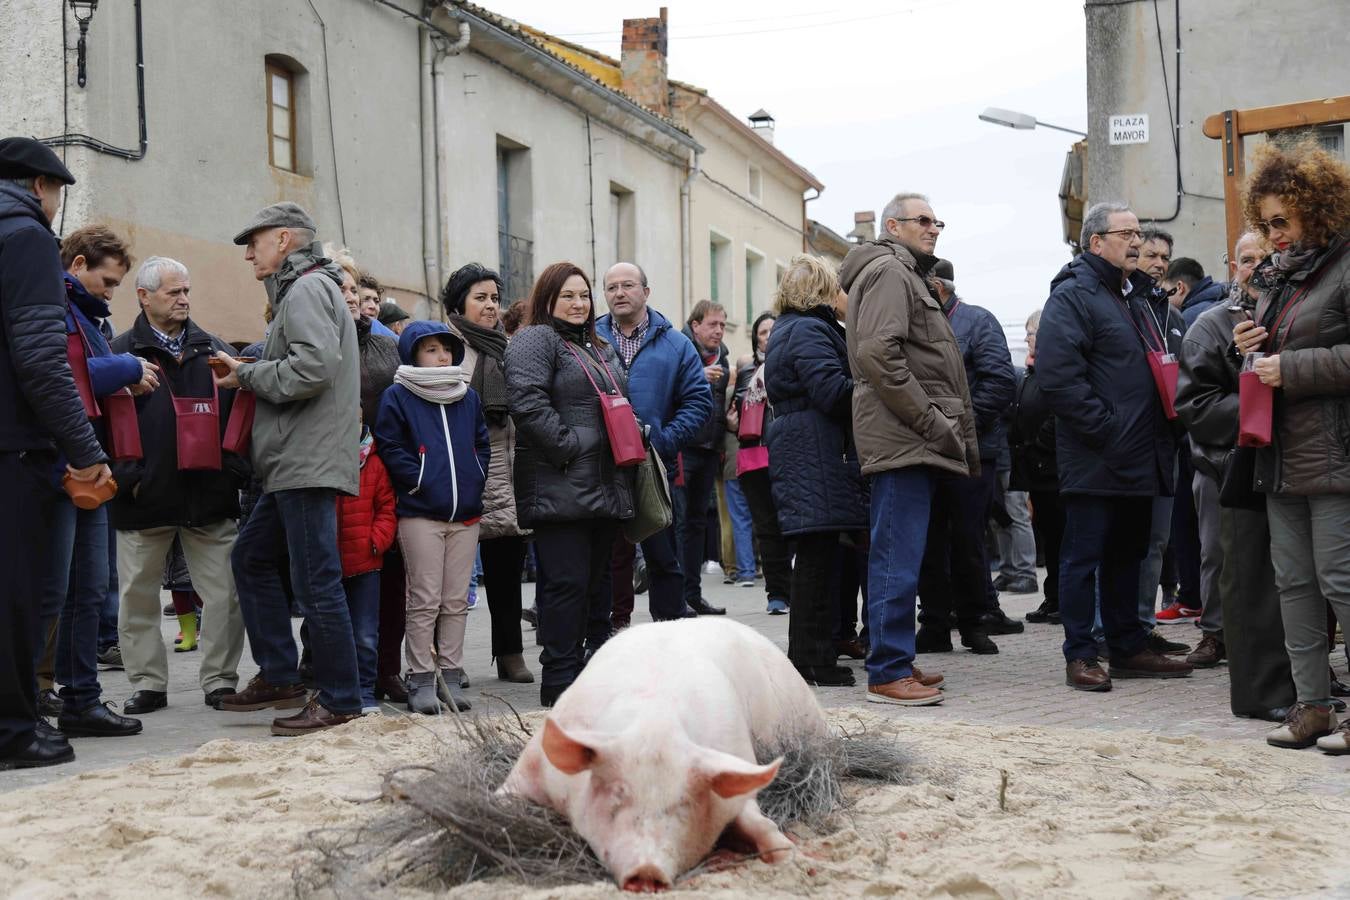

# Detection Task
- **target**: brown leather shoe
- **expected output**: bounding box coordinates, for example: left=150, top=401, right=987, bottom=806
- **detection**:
left=910, top=664, right=945, bottom=689
left=1109, top=648, right=1193, bottom=679
left=1066, top=658, right=1111, bottom=692
left=270, top=697, right=361, bottom=736
left=834, top=638, right=868, bottom=660
left=1267, top=702, right=1335, bottom=749
left=866, top=676, right=943, bottom=706
left=1185, top=633, right=1226, bottom=668
left=218, top=674, right=308, bottom=712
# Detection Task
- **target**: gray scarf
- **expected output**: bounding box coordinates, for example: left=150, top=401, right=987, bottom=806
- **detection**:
left=394, top=364, right=468, bottom=404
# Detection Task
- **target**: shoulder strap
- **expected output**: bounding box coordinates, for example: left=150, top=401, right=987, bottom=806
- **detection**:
left=561, top=340, right=619, bottom=398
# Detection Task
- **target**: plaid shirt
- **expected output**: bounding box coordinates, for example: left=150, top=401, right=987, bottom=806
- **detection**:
left=613, top=311, right=650, bottom=368
left=150, top=324, right=185, bottom=358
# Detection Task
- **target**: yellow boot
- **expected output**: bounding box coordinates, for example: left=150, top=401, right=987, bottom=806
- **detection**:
left=174, top=612, right=199, bottom=652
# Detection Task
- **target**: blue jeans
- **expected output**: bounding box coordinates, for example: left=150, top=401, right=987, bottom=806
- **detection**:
left=49, top=500, right=108, bottom=711
left=232, top=489, right=361, bottom=714
left=1060, top=495, right=1152, bottom=662
left=342, top=571, right=380, bottom=709
left=724, top=478, right=756, bottom=581
left=865, top=467, right=934, bottom=685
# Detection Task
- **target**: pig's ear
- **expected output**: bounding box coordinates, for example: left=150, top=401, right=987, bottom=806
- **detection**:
left=702, top=751, right=783, bottom=799
left=541, top=717, right=604, bottom=775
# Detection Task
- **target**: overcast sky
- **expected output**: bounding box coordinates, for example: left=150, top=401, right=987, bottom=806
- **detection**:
left=483, top=0, right=1088, bottom=333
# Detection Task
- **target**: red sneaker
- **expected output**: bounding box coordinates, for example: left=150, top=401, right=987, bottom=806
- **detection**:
left=1155, top=602, right=1200, bottom=622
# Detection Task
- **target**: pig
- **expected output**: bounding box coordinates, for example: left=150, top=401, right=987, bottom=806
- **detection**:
left=498, top=617, right=829, bottom=892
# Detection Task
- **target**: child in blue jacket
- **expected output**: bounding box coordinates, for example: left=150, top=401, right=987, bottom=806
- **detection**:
left=374, top=321, right=489, bottom=714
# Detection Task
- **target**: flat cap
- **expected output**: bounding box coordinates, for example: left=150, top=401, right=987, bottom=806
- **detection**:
left=0, top=137, right=75, bottom=185
left=232, top=201, right=316, bottom=245
left=932, top=259, right=954, bottom=281
left=377, top=300, right=410, bottom=326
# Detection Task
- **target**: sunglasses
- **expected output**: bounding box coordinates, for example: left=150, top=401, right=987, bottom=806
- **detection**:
left=1255, top=216, right=1292, bottom=236
left=893, top=216, right=946, bottom=230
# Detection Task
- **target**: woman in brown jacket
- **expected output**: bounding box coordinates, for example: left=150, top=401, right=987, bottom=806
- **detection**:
left=1232, top=140, right=1350, bottom=753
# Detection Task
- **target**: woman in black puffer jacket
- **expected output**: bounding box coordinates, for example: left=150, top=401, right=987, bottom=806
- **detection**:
left=505, top=262, right=633, bottom=706
left=765, top=255, right=869, bottom=687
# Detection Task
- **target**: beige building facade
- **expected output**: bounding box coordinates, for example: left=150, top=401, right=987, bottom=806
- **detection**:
left=0, top=0, right=697, bottom=342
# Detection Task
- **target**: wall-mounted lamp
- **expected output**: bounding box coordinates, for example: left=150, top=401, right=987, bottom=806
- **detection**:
left=69, top=0, right=99, bottom=88
left=978, top=106, right=1087, bottom=138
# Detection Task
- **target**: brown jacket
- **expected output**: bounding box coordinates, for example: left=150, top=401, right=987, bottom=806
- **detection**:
left=1255, top=235, right=1350, bottom=495
left=841, top=237, right=979, bottom=478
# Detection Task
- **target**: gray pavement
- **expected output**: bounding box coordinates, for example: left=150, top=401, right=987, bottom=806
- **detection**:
left=4, top=566, right=1347, bottom=792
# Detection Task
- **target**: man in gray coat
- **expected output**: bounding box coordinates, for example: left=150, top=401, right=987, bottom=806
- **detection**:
left=213, top=202, right=362, bottom=735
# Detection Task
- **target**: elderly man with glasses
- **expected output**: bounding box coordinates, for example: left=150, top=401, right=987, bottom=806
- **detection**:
left=1035, top=202, right=1194, bottom=692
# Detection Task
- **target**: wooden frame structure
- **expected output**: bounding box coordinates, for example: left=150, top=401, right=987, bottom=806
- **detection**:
left=1202, top=96, right=1350, bottom=255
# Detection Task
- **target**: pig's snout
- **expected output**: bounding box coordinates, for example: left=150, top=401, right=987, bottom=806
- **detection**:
left=621, top=864, right=671, bottom=893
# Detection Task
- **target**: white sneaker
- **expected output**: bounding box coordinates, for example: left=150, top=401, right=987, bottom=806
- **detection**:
left=703, top=561, right=723, bottom=575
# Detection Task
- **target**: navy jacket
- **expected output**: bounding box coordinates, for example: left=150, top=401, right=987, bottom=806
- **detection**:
left=764, top=306, right=868, bottom=536
left=0, top=182, right=103, bottom=466
left=944, top=297, right=1016, bottom=461
left=374, top=321, right=490, bottom=523
left=1035, top=252, right=1176, bottom=497
left=595, top=308, right=712, bottom=463
left=1179, top=276, right=1226, bottom=331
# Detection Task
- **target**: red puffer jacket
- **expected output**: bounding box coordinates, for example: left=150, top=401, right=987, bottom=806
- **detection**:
left=337, top=436, right=397, bottom=578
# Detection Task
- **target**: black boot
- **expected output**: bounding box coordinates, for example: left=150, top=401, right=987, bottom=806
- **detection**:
left=915, top=625, right=953, bottom=653
left=58, top=701, right=143, bottom=737
left=1025, top=599, right=1060, bottom=624
left=979, top=609, right=1025, bottom=635
left=794, top=664, right=856, bottom=687
left=960, top=629, right=999, bottom=655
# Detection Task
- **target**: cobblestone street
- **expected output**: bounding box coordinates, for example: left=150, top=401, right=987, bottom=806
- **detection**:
left=5, top=566, right=1347, bottom=792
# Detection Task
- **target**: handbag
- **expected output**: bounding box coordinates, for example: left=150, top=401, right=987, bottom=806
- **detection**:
left=736, top=444, right=769, bottom=476
left=1115, top=295, right=1179, bottom=419
left=562, top=342, right=645, bottom=468
left=101, top=389, right=143, bottom=461
left=168, top=381, right=223, bottom=471
left=1237, top=368, right=1273, bottom=448
left=66, top=330, right=100, bottom=419
left=622, top=448, right=673, bottom=543
left=222, top=390, right=256, bottom=456
left=1218, top=447, right=1265, bottom=511
left=738, top=398, right=766, bottom=440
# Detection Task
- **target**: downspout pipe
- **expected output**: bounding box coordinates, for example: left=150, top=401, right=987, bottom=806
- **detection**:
left=680, top=148, right=702, bottom=323
left=420, top=29, right=440, bottom=310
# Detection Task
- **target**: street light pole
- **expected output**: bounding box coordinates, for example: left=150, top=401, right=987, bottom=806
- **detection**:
left=978, top=107, right=1087, bottom=138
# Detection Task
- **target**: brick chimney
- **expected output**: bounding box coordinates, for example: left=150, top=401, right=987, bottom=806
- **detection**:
left=848, top=211, right=876, bottom=243
left=621, top=7, right=669, bottom=117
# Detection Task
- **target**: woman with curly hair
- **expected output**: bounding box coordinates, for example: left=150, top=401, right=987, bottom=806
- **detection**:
left=1232, top=139, right=1350, bottom=753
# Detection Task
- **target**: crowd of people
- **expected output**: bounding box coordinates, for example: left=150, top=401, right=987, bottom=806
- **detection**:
left=2, top=132, right=1349, bottom=772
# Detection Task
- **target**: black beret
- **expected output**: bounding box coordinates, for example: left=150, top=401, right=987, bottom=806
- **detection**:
left=0, top=137, right=76, bottom=185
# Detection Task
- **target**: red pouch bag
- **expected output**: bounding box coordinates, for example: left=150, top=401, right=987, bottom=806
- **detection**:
left=66, top=330, right=100, bottom=419
left=738, top=399, right=766, bottom=440
left=101, top=389, right=143, bottom=461
left=736, top=444, right=769, bottom=476
left=222, top=390, right=256, bottom=456
left=563, top=343, right=646, bottom=468
left=170, top=382, right=222, bottom=470
left=1145, top=351, right=1180, bottom=420
left=1237, top=367, right=1274, bottom=448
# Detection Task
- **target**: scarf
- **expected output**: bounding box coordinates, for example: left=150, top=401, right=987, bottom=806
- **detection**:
left=394, top=364, right=468, bottom=404
left=449, top=315, right=509, bottom=425
left=1251, top=241, right=1322, bottom=293
left=358, top=426, right=374, bottom=468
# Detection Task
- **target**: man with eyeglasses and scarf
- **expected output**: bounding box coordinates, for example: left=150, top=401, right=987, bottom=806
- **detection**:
left=1036, top=202, right=1193, bottom=692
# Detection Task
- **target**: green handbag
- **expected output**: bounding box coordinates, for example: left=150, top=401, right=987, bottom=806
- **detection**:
left=622, top=448, right=672, bottom=543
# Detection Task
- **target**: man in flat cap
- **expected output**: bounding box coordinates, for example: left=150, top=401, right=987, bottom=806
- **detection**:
left=212, top=202, right=363, bottom=735
left=0, top=137, right=111, bottom=769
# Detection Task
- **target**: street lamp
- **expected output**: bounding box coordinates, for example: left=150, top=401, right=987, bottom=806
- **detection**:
left=69, top=0, right=99, bottom=88
left=979, top=107, right=1086, bottom=138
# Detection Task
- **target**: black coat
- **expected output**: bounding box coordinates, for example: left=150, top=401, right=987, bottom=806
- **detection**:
left=356, top=317, right=399, bottom=425
left=1009, top=364, right=1058, bottom=492
left=0, top=182, right=104, bottom=466
left=107, top=314, right=249, bottom=530
left=505, top=321, right=634, bottom=527
left=1035, top=252, right=1176, bottom=497
left=764, top=306, right=868, bottom=536
left=945, top=297, right=1016, bottom=461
